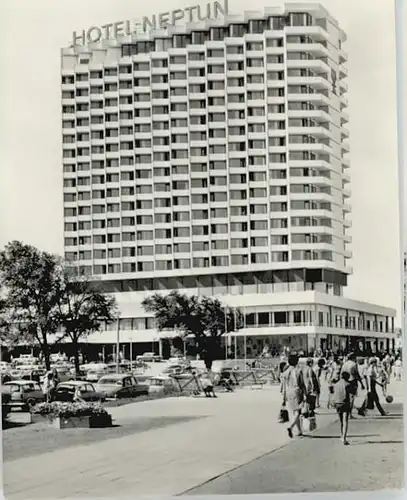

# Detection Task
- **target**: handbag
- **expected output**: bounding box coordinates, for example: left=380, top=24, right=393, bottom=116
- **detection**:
left=278, top=406, right=289, bottom=423
left=301, top=402, right=310, bottom=419
left=309, top=416, right=317, bottom=431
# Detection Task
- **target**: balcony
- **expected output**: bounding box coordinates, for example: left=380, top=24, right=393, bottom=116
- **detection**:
left=285, top=26, right=329, bottom=42
left=342, top=157, right=350, bottom=169
left=339, top=65, right=348, bottom=79
left=288, top=126, right=331, bottom=138
left=287, top=92, right=331, bottom=107
left=287, top=75, right=330, bottom=92
left=286, top=58, right=331, bottom=74
left=339, top=49, right=348, bottom=64
left=287, top=109, right=332, bottom=123
left=289, top=143, right=333, bottom=155
left=290, top=192, right=333, bottom=203
left=343, top=187, right=351, bottom=198
left=285, top=42, right=329, bottom=58
left=288, top=159, right=333, bottom=172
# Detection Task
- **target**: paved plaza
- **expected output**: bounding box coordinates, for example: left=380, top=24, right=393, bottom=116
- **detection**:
left=2, top=380, right=404, bottom=499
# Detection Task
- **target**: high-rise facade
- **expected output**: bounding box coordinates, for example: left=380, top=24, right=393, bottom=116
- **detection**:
left=60, top=4, right=396, bottom=357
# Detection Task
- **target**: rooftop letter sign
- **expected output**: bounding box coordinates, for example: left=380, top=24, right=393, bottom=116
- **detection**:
left=71, top=0, right=229, bottom=46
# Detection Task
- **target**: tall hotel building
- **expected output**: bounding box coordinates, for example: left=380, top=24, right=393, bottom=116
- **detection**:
left=61, top=3, right=396, bottom=358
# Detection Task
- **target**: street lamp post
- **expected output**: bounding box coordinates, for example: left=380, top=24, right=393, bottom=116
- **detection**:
left=116, top=317, right=120, bottom=374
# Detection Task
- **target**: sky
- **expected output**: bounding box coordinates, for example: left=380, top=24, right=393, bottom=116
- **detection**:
left=0, top=0, right=403, bottom=322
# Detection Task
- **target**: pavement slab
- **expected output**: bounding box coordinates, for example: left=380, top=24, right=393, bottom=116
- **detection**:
left=2, top=379, right=404, bottom=499
left=185, top=403, right=404, bottom=495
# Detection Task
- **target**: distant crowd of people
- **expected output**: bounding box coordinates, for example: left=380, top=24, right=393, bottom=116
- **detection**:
left=279, top=351, right=402, bottom=445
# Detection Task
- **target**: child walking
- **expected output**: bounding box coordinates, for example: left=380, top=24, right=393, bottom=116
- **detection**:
left=333, top=371, right=352, bottom=445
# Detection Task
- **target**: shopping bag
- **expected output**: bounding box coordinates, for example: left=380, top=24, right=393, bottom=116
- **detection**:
left=302, top=416, right=310, bottom=432
left=309, top=416, right=317, bottom=431
left=278, top=406, right=289, bottom=423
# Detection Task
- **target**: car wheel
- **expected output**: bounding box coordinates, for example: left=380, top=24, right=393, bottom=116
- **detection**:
left=27, top=398, right=36, bottom=408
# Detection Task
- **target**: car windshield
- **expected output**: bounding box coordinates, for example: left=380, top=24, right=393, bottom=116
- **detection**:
left=98, top=378, right=121, bottom=384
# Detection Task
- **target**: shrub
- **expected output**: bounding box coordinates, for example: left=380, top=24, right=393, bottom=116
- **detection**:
left=30, top=401, right=108, bottom=419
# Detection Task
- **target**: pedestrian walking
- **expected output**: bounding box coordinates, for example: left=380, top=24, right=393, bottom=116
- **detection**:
left=394, top=357, right=402, bottom=381
left=278, top=355, right=287, bottom=383
left=51, top=368, right=60, bottom=386
left=327, top=355, right=342, bottom=409
left=341, top=352, right=365, bottom=418
left=333, top=371, right=352, bottom=445
left=304, top=358, right=320, bottom=412
left=383, top=353, right=392, bottom=383
left=43, top=372, right=55, bottom=403
left=281, top=354, right=307, bottom=439
left=358, top=358, right=387, bottom=416
left=313, top=358, right=325, bottom=408
left=378, top=362, right=388, bottom=397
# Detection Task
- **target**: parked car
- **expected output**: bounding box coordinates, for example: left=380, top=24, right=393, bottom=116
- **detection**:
left=85, top=368, right=107, bottom=382
left=22, top=368, right=46, bottom=382
left=2, top=380, right=45, bottom=411
left=13, top=356, right=39, bottom=367
left=51, top=366, right=73, bottom=382
left=8, top=368, right=23, bottom=381
left=68, top=368, right=87, bottom=380
left=161, top=365, right=185, bottom=376
left=53, top=381, right=106, bottom=403
left=136, top=352, right=162, bottom=363
left=1, top=372, right=13, bottom=384
left=106, top=362, right=131, bottom=374
left=147, top=376, right=177, bottom=395
left=95, top=374, right=149, bottom=399
left=1, top=387, right=11, bottom=422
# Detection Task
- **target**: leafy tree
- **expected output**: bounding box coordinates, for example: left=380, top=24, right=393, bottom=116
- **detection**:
left=56, top=268, right=117, bottom=375
left=0, top=241, right=63, bottom=370
left=142, top=291, right=243, bottom=370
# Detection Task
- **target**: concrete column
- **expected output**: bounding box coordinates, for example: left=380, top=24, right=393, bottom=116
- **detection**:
left=307, top=334, right=317, bottom=355
left=159, top=339, right=163, bottom=358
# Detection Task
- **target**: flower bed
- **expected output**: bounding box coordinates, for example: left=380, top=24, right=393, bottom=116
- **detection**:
left=30, top=402, right=112, bottom=429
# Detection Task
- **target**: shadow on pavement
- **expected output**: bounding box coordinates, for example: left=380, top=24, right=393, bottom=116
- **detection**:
left=305, top=434, right=379, bottom=439
left=2, top=420, right=28, bottom=430
left=352, top=440, right=404, bottom=446
left=363, top=415, right=403, bottom=420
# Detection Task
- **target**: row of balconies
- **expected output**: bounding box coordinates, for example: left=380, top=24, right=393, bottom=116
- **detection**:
left=68, top=56, right=341, bottom=77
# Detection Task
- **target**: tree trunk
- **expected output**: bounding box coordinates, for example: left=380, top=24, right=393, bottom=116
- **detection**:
left=72, top=337, right=81, bottom=377
left=40, top=335, right=51, bottom=371
left=204, top=355, right=213, bottom=371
